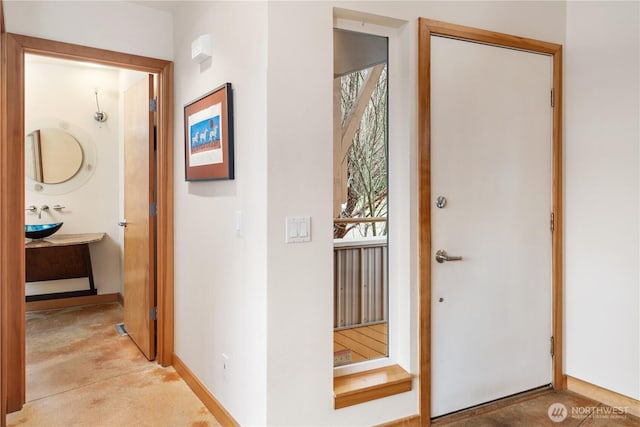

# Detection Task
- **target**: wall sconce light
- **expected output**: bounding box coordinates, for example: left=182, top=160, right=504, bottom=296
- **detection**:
left=192, top=34, right=212, bottom=64
left=93, top=89, right=108, bottom=123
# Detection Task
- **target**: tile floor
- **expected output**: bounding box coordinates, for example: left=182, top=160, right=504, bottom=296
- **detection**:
left=434, top=389, right=640, bottom=427
left=7, top=303, right=221, bottom=427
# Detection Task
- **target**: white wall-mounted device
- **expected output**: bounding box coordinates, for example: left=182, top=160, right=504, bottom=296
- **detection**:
left=191, top=34, right=212, bottom=63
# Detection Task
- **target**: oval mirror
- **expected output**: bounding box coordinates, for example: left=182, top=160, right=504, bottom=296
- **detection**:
left=26, top=128, right=83, bottom=184
left=25, top=122, right=96, bottom=195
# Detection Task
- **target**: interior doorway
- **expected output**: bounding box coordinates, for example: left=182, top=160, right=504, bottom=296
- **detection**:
left=1, top=33, right=174, bottom=414
left=21, top=52, right=158, bottom=400
left=418, top=18, right=564, bottom=422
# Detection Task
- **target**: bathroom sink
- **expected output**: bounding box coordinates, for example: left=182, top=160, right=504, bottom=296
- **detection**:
left=25, top=222, right=63, bottom=239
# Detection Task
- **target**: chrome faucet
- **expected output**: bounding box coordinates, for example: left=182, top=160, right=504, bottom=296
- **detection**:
left=37, top=205, right=49, bottom=219
left=27, top=204, right=60, bottom=219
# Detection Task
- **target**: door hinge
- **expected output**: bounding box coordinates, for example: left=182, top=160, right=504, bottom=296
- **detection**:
left=550, top=212, right=555, bottom=232
left=149, top=98, right=158, bottom=112
left=550, top=336, right=554, bottom=357
left=150, top=306, right=158, bottom=321
left=550, top=89, right=555, bottom=108
left=150, top=202, right=157, bottom=217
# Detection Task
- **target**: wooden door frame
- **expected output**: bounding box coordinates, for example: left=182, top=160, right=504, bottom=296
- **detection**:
left=417, top=18, right=563, bottom=424
left=0, top=33, right=174, bottom=413
left=0, top=2, right=6, bottom=426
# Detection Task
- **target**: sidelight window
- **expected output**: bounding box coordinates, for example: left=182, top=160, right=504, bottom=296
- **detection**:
left=333, top=29, right=388, bottom=368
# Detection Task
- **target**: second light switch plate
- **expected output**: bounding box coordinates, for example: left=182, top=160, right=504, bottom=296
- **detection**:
left=285, top=216, right=311, bottom=243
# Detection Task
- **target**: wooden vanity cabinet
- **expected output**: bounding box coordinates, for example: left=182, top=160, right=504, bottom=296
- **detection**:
left=25, top=233, right=105, bottom=302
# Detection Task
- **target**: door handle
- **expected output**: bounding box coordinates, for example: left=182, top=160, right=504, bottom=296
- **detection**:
left=118, top=219, right=127, bottom=227
left=435, top=249, right=462, bottom=263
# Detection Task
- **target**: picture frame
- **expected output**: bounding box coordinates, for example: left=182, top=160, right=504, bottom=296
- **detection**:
left=184, top=82, right=234, bottom=181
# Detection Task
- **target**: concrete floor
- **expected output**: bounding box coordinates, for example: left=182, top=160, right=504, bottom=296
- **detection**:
left=7, top=303, right=221, bottom=427
left=7, top=302, right=638, bottom=426
left=434, top=389, right=640, bottom=427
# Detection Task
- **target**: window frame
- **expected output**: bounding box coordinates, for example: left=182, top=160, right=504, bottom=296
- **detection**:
left=332, top=10, right=412, bottom=386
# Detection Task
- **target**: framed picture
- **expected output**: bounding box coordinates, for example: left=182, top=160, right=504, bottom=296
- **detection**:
left=184, top=82, right=234, bottom=181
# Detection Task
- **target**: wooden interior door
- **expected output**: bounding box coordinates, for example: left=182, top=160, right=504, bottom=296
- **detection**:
left=430, top=35, right=553, bottom=417
left=123, top=74, right=156, bottom=360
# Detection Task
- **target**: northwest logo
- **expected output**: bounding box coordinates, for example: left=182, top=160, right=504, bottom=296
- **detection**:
left=548, top=402, right=568, bottom=422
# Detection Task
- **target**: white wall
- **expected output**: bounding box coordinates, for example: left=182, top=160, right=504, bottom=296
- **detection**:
left=171, top=2, right=268, bottom=426
left=264, top=1, right=566, bottom=425
left=24, top=58, right=122, bottom=297
left=565, top=1, right=640, bottom=399
left=4, top=0, right=173, bottom=60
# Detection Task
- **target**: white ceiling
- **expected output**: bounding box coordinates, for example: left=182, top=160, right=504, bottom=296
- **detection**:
left=127, top=0, right=180, bottom=13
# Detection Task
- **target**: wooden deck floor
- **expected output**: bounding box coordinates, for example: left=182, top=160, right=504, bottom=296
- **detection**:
left=333, top=323, right=387, bottom=366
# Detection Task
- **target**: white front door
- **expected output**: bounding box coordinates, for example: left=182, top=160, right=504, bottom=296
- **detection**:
left=431, top=35, right=553, bottom=417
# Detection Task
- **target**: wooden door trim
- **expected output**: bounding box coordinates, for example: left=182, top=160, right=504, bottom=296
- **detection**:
left=0, top=33, right=174, bottom=413
left=2, top=32, right=25, bottom=413
left=417, top=18, right=563, bottom=425
left=0, top=5, right=6, bottom=425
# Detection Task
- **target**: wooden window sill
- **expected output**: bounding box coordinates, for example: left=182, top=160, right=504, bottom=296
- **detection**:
left=334, top=364, right=413, bottom=409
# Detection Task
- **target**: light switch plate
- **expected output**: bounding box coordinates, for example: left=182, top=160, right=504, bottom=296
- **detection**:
left=285, top=216, right=311, bottom=243
left=235, top=210, right=243, bottom=237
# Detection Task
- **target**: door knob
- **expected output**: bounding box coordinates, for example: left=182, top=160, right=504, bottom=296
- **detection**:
left=435, top=249, right=462, bottom=263
left=118, top=219, right=127, bottom=227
